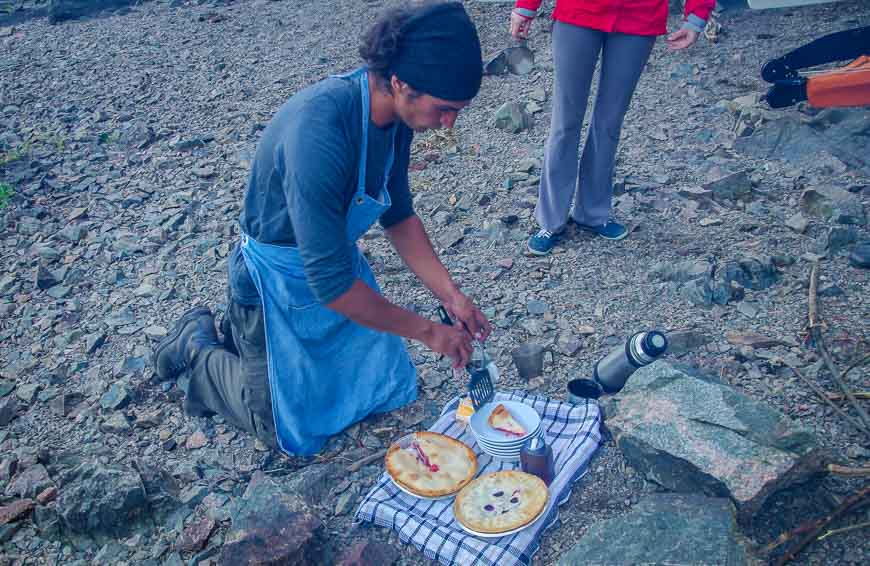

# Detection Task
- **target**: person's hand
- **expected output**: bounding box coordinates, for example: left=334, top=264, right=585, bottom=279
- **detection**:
left=666, top=28, right=699, bottom=51
left=510, top=11, right=533, bottom=40
left=421, top=322, right=474, bottom=369
left=443, top=293, right=492, bottom=342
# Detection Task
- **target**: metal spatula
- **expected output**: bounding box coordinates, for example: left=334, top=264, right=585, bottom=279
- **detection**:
left=436, top=306, right=495, bottom=410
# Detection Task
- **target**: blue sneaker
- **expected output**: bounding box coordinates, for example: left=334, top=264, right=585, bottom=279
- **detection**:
left=527, top=228, right=562, bottom=256
left=575, top=220, right=628, bottom=241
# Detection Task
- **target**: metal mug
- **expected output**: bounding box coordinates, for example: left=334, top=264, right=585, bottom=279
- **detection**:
left=511, top=342, right=546, bottom=380
left=566, top=378, right=602, bottom=404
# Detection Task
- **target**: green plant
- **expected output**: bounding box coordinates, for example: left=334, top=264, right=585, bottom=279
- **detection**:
left=98, top=131, right=120, bottom=145
left=0, top=183, right=13, bottom=209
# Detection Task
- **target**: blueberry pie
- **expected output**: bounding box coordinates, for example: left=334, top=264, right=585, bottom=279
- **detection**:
left=454, top=471, right=548, bottom=533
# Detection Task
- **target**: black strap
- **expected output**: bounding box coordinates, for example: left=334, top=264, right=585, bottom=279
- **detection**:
left=762, top=26, right=870, bottom=83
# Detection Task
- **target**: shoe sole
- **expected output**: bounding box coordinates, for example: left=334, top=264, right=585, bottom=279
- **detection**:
left=152, top=306, right=213, bottom=380
left=526, top=242, right=552, bottom=256
left=575, top=225, right=628, bottom=241
left=597, top=231, right=628, bottom=241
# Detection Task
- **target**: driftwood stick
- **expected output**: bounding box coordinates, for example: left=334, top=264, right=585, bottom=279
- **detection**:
left=773, top=484, right=870, bottom=565
left=816, top=337, right=870, bottom=431
left=347, top=448, right=387, bottom=473
left=817, top=520, right=870, bottom=542
left=840, top=352, right=870, bottom=383
left=827, top=464, right=870, bottom=477
left=806, top=263, right=870, bottom=432
left=808, top=262, right=820, bottom=329
left=785, top=364, right=870, bottom=439
left=761, top=523, right=817, bottom=554
left=828, top=392, right=870, bottom=401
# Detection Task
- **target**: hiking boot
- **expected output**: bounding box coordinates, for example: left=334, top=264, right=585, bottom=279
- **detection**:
left=218, top=308, right=239, bottom=356
left=575, top=220, right=629, bottom=241
left=152, top=306, right=219, bottom=381
left=849, top=241, right=870, bottom=269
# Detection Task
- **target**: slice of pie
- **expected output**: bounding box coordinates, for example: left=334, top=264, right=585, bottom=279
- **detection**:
left=454, top=471, right=549, bottom=534
left=385, top=432, right=477, bottom=498
left=487, top=404, right=527, bottom=437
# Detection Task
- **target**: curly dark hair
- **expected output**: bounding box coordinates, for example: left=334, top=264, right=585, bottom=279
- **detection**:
left=359, top=1, right=437, bottom=89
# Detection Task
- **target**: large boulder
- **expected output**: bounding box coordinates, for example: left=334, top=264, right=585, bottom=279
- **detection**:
left=558, top=494, right=758, bottom=566
left=0, top=395, right=19, bottom=426
left=284, top=462, right=341, bottom=507
left=0, top=499, right=35, bottom=525
left=800, top=185, right=866, bottom=226
left=734, top=107, right=870, bottom=177
left=5, top=464, right=53, bottom=499
left=650, top=256, right=779, bottom=307
left=219, top=474, right=326, bottom=565
left=55, top=462, right=149, bottom=537
left=604, top=361, right=827, bottom=523
left=335, top=540, right=400, bottom=566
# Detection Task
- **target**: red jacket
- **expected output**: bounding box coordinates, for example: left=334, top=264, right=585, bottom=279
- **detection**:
left=514, top=0, right=715, bottom=36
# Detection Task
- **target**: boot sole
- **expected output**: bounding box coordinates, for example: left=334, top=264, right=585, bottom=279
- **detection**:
left=152, top=306, right=213, bottom=380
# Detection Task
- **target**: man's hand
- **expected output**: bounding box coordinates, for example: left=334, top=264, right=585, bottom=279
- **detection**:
left=666, top=28, right=699, bottom=51
left=443, top=293, right=492, bottom=342
left=510, top=11, right=533, bottom=40
left=386, top=216, right=492, bottom=343
left=421, top=322, right=474, bottom=369
left=328, top=280, right=478, bottom=368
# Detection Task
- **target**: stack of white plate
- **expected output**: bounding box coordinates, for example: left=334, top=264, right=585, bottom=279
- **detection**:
left=469, top=401, right=542, bottom=461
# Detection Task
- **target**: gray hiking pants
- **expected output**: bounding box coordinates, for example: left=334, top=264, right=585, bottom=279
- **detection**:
left=185, top=290, right=277, bottom=449
left=536, top=22, right=655, bottom=231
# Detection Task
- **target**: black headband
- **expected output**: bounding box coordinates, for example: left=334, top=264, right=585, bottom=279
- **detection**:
left=390, top=2, right=483, bottom=101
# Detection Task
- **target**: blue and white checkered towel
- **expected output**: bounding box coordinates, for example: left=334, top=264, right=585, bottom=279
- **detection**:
left=355, top=391, right=602, bottom=566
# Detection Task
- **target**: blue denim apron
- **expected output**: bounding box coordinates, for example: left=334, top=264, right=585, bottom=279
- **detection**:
left=240, top=68, right=417, bottom=456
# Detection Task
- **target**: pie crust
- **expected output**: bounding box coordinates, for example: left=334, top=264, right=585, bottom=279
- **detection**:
left=385, top=432, right=477, bottom=498
left=487, top=403, right=527, bottom=436
left=453, top=471, right=548, bottom=534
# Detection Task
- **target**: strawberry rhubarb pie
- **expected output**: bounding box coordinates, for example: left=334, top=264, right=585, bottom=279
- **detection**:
left=385, top=432, right=477, bottom=498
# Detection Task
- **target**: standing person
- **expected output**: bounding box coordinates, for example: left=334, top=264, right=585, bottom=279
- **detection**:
left=152, top=2, right=491, bottom=456
left=511, top=0, right=714, bottom=255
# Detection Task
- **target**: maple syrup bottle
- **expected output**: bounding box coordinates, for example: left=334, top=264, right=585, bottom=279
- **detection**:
left=520, top=436, right=554, bottom=486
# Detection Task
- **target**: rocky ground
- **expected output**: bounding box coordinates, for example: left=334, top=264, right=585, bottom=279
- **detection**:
left=1, top=0, right=869, bottom=564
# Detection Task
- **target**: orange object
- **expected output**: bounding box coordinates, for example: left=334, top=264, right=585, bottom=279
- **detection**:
left=762, top=26, right=868, bottom=109
left=807, top=56, right=870, bottom=108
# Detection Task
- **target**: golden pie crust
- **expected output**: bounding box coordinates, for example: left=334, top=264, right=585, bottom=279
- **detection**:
left=453, top=471, right=548, bottom=534
left=487, top=403, right=527, bottom=436
left=385, top=432, right=477, bottom=498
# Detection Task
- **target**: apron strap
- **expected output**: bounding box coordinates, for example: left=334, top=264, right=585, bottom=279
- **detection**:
left=356, top=70, right=398, bottom=203
left=357, top=72, right=370, bottom=200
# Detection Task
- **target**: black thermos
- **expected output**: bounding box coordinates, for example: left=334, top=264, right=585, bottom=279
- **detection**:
left=593, top=331, right=668, bottom=394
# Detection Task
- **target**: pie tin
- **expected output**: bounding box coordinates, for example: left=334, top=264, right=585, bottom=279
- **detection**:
left=385, top=433, right=475, bottom=500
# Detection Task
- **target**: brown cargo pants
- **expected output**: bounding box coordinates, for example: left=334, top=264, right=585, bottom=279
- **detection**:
left=184, top=289, right=278, bottom=449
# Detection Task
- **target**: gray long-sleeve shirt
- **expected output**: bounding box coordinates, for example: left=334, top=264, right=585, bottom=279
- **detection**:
left=229, top=72, right=415, bottom=306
